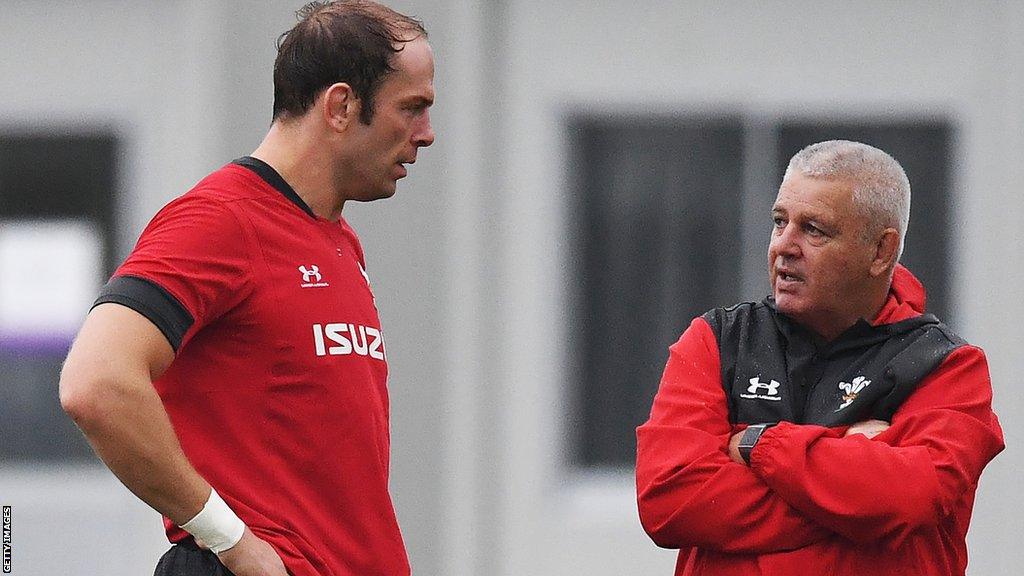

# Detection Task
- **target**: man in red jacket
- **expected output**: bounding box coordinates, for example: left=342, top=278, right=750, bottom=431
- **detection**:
left=636, top=140, right=1003, bottom=576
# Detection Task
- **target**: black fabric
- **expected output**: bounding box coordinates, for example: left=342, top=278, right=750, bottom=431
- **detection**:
left=153, top=542, right=235, bottom=576
left=232, top=156, right=316, bottom=218
left=704, top=298, right=965, bottom=426
left=92, top=275, right=194, bottom=352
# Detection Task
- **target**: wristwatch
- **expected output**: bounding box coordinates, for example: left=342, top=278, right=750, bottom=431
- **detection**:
left=738, top=423, right=776, bottom=465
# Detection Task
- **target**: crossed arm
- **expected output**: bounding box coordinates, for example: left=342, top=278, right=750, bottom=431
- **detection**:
left=636, top=318, right=828, bottom=553
left=635, top=317, right=1004, bottom=553
left=726, top=419, right=890, bottom=466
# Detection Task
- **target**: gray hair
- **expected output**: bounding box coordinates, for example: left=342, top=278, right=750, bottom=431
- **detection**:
left=784, top=140, right=911, bottom=259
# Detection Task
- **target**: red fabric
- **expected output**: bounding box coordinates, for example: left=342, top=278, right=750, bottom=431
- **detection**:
left=636, top=265, right=1004, bottom=575
left=117, top=164, right=408, bottom=576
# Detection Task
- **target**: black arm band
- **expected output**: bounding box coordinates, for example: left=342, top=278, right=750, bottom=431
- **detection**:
left=92, top=275, right=194, bottom=352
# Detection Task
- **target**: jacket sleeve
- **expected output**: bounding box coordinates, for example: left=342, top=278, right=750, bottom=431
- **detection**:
left=748, top=345, right=1005, bottom=546
left=636, top=317, right=830, bottom=553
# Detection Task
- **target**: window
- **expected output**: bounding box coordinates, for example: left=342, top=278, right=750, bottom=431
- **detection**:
left=0, top=132, right=118, bottom=462
left=567, top=116, right=746, bottom=467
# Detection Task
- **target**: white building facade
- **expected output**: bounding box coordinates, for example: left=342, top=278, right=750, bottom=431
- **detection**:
left=1, top=1, right=1020, bottom=574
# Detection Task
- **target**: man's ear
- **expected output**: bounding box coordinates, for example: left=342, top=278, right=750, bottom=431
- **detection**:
left=321, top=82, right=360, bottom=132
left=870, top=227, right=900, bottom=277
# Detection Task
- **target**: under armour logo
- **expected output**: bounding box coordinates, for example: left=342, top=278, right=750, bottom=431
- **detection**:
left=740, top=377, right=783, bottom=401
left=835, top=376, right=871, bottom=412
left=747, top=377, right=780, bottom=396
left=299, top=265, right=322, bottom=283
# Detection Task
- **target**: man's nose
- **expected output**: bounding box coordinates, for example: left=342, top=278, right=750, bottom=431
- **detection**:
left=413, top=111, right=435, bottom=148
left=771, top=224, right=801, bottom=258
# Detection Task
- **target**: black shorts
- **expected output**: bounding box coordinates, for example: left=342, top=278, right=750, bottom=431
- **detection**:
left=153, top=540, right=234, bottom=576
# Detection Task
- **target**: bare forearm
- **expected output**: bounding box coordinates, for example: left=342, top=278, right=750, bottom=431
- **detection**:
left=62, top=366, right=284, bottom=574
left=60, top=303, right=209, bottom=525
left=71, top=376, right=209, bottom=524
left=61, top=303, right=283, bottom=574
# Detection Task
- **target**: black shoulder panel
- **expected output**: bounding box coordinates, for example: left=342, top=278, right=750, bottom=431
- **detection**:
left=92, top=275, right=194, bottom=352
left=868, top=320, right=966, bottom=421
left=703, top=302, right=791, bottom=424
left=802, top=315, right=963, bottom=426
left=707, top=304, right=966, bottom=426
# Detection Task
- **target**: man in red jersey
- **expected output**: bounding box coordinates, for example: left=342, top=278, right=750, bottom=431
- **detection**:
left=59, top=2, right=434, bottom=575
left=637, top=140, right=1003, bottom=576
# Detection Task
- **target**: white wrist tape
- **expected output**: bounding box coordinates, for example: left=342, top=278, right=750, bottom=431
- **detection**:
left=179, top=488, right=246, bottom=554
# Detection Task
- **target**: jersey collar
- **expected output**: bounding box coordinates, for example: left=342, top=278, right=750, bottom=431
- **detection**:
left=232, top=156, right=317, bottom=219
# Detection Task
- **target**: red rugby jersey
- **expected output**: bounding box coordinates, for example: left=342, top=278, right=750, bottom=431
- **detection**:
left=98, top=158, right=409, bottom=576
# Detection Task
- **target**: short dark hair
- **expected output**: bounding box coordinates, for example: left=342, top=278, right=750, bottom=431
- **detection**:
left=273, top=0, right=426, bottom=124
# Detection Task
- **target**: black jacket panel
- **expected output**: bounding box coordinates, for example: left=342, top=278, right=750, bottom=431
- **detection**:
left=703, top=299, right=965, bottom=426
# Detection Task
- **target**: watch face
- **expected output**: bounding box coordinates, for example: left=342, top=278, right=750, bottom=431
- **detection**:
left=738, top=424, right=770, bottom=465
left=740, top=425, right=766, bottom=448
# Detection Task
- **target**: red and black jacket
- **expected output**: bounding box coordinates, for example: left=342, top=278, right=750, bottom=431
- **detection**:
left=636, top=265, right=1004, bottom=576
left=709, top=294, right=962, bottom=428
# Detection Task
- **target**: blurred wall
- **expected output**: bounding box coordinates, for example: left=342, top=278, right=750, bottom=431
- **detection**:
left=1, top=1, right=1021, bottom=575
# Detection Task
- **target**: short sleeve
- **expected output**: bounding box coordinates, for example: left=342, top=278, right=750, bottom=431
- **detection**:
left=102, top=195, right=254, bottom=350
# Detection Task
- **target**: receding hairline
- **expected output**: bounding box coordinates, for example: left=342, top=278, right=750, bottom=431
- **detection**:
left=782, top=140, right=912, bottom=256
left=271, top=0, right=428, bottom=123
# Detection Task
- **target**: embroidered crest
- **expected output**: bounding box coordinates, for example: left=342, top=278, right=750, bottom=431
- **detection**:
left=835, top=376, right=871, bottom=412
